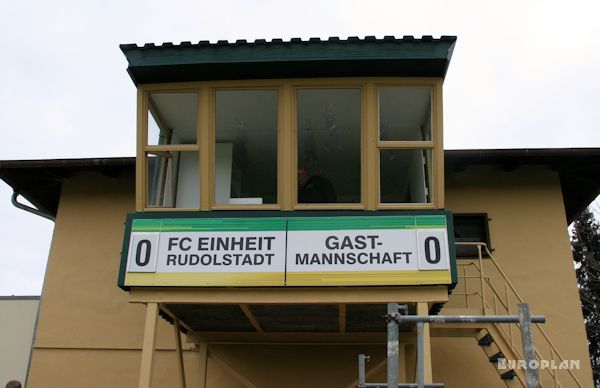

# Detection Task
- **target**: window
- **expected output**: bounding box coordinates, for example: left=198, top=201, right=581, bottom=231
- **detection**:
left=296, top=88, right=361, bottom=204
left=378, top=87, right=433, bottom=204
left=137, top=79, right=443, bottom=211
left=215, top=89, right=278, bottom=205
left=453, top=214, right=492, bottom=258
left=145, top=92, right=199, bottom=209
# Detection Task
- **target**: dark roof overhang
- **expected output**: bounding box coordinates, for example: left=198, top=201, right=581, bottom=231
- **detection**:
left=0, top=157, right=134, bottom=217
left=120, top=36, right=457, bottom=85
left=1, top=148, right=598, bottom=223
left=445, top=148, right=600, bottom=223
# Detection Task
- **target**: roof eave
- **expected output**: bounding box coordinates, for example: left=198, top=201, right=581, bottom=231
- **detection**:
left=120, top=36, right=457, bottom=85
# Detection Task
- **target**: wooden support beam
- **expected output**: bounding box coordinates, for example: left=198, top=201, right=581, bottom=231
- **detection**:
left=139, top=302, right=159, bottom=388
left=399, top=344, right=407, bottom=382
left=187, top=331, right=409, bottom=344
left=197, top=343, right=208, bottom=388
left=159, top=304, right=194, bottom=333
left=129, top=286, right=449, bottom=304
left=239, top=304, right=263, bottom=332
left=173, top=317, right=187, bottom=388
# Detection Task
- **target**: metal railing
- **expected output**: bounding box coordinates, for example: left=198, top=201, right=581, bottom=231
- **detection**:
left=450, top=242, right=584, bottom=388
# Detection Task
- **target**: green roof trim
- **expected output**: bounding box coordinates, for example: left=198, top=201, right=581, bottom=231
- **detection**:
left=120, top=36, right=457, bottom=85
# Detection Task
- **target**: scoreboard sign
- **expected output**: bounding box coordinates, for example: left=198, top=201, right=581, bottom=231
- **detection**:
left=286, top=216, right=452, bottom=286
left=119, top=213, right=456, bottom=288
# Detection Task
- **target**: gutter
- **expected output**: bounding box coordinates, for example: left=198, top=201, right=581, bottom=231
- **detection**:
left=11, top=192, right=55, bottom=222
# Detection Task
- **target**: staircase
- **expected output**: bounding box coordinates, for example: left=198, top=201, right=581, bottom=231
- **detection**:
left=477, top=327, right=524, bottom=386
left=448, top=243, right=584, bottom=388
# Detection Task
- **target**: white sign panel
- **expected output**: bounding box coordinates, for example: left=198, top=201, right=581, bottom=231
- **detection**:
left=126, top=231, right=286, bottom=276
left=127, top=233, right=159, bottom=273
left=120, top=215, right=455, bottom=287
left=417, top=229, right=451, bottom=271
left=287, top=229, right=421, bottom=272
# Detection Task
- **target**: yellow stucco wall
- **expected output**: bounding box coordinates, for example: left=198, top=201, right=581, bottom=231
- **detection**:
left=0, top=297, right=38, bottom=386
left=26, top=166, right=594, bottom=387
left=27, top=171, right=203, bottom=387
left=442, top=165, right=593, bottom=386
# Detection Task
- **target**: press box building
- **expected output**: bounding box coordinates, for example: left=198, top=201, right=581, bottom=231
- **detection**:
left=0, top=36, right=598, bottom=387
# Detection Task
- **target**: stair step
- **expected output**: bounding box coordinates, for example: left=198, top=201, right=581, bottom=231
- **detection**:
left=478, top=333, right=494, bottom=346
left=489, top=351, right=504, bottom=363
left=500, top=369, right=517, bottom=380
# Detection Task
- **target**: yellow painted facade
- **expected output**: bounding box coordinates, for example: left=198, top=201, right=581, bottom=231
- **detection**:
left=13, top=36, right=594, bottom=387
left=23, top=163, right=593, bottom=387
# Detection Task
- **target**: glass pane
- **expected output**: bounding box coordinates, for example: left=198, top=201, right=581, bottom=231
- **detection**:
left=148, top=93, right=198, bottom=145
left=453, top=214, right=491, bottom=258
left=147, top=151, right=199, bottom=208
left=379, top=87, right=431, bottom=141
left=297, top=88, right=361, bottom=204
left=380, top=149, right=431, bottom=203
left=215, top=90, right=278, bottom=205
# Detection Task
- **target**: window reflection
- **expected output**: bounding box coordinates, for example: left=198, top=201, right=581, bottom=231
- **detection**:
left=148, top=93, right=198, bottom=145
left=379, top=87, right=431, bottom=141
left=297, top=89, right=361, bottom=203
left=380, top=149, right=431, bottom=203
left=147, top=151, right=199, bottom=208
left=215, top=90, right=278, bottom=205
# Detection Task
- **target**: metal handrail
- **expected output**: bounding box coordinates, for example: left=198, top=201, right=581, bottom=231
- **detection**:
left=453, top=242, right=583, bottom=387
left=479, top=243, right=582, bottom=387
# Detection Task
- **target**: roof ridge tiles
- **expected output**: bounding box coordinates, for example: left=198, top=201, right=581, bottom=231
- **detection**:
left=121, top=35, right=458, bottom=51
left=119, top=43, right=138, bottom=51
left=120, top=35, right=458, bottom=83
left=439, top=35, right=456, bottom=42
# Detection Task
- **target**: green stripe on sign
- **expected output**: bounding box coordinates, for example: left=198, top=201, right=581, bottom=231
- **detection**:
left=130, top=215, right=448, bottom=233
left=288, top=216, right=419, bottom=231
left=131, top=219, right=162, bottom=232
left=415, top=215, right=447, bottom=228
left=160, top=218, right=286, bottom=232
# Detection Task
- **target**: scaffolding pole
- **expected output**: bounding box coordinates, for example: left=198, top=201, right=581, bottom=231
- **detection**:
left=358, top=303, right=544, bottom=388
left=387, top=303, right=399, bottom=388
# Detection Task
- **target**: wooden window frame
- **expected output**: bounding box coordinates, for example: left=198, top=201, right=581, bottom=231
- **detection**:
left=292, top=83, right=366, bottom=210
left=140, top=88, right=201, bottom=211
left=209, top=86, right=283, bottom=211
left=135, top=78, right=445, bottom=212
left=374, top=83, right=441, bottom=210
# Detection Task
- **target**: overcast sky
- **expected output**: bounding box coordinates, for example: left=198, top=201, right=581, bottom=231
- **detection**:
left=1, top=0, right=599, bottom=295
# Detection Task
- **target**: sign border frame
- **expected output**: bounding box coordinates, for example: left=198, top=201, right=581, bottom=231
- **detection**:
left=118, top=210, right=457, bottom=290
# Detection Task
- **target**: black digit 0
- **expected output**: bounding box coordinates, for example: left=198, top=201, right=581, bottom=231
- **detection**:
left=135, top=239, right=152, bottom=266
left=424, top=236, right=441, bottom=264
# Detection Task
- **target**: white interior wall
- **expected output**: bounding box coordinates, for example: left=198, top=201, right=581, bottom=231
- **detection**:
left=175, top=152, right=200, bottom=208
